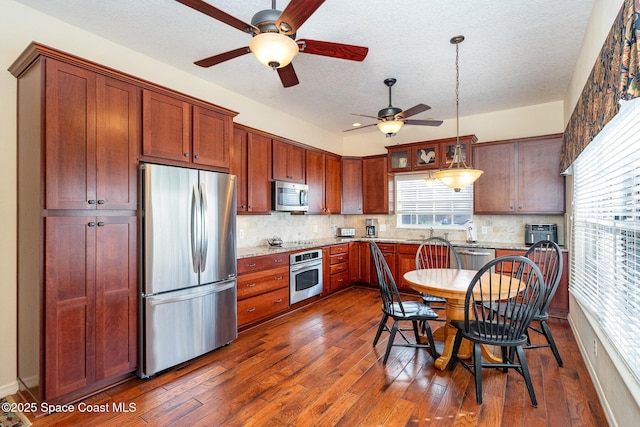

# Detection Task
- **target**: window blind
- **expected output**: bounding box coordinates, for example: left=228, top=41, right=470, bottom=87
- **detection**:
left=571, top=97, right=640, bottom=382
left=395, top=174, right=473, bottom=228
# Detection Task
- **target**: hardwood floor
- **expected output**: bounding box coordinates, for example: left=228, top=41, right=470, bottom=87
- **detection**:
left=24, top=286, right=607, bottom=426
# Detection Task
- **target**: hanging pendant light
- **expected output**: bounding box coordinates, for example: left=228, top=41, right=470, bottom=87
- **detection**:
left=434, top=35, right=483, bottom=192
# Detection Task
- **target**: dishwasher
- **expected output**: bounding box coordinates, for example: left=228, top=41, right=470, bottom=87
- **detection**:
left=454, top=247, right=496, bottom=270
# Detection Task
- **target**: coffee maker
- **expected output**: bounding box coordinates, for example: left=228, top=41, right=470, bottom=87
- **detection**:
left=365, top=218, right=378, bottom=237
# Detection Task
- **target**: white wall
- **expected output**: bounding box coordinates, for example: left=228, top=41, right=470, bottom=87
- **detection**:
left=562, top=1, right=639, bottom=426
left=342, top=101, right=564, bottom=156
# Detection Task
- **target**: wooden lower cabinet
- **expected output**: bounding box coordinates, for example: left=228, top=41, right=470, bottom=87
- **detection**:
left=236, top=253, right=290, bottom=328
left=396, top=244, right=420, bottom=290
left=328, top=243, right=349, bottom=292
left=370, top=243, right=396, bottom=285
left=43, top=215, right=137, bottom=401
left=495, top=248, right=569, bottom=317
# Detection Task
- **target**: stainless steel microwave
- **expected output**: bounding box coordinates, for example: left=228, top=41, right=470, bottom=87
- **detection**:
left=272, top=181, right=309, bottom=212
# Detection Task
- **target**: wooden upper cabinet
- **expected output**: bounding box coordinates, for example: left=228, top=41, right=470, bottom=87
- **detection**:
left=387, top=135, right=476, bottom=173
left=96, top=76, right=139, bottom=210
left=305, top=150, right=326, bottom=214
left=192, top=105, right=231, bottom=168
left=473, top=134, right=565, bottom=214
left=306, top=151, right=342, bottom=215
left=473, top=142, right=516, bottom=213
left=142, top=90, right=234, bottom=170
left=142, top=89, right=190, bottom=162
left=231, top=126, right=271, bottom=214
left=362, top=155, right=390, bottom=214
left=272, top=139, right=305, bottom=183
left=341, top=157, right=363, bottom=214
left=517, top=136, right=565, bottom=213
left=45, top=60, right=138, bottom=210
left=324, top=154, right=342, bottom=214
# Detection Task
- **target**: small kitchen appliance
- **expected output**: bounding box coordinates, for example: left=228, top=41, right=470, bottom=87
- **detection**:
left=289, top=249, right=323, bottom=304
left=525, top=224, right=558, bottom=245
left=272, top=181, right=309, bottom=212
left=365, top=218, right=378, bottom=237
left=336, top=227, right=356, bottom=237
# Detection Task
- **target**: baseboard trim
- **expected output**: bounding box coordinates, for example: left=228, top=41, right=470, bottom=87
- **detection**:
left=0, top=380, right=19, bottom=398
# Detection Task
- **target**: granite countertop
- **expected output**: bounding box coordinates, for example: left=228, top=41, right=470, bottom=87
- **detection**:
left=236, top=237, right=560, bottom=259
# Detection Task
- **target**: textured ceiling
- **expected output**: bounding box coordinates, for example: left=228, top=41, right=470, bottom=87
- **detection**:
left=14, top=0, right=596, bottom=134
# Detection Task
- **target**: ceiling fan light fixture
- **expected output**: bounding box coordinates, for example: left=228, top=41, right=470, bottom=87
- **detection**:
left=249, top=32, right=299, bottom=69
left=377, top=120, right=404, bottom=135
left=433, top=35, right=483, bottom=192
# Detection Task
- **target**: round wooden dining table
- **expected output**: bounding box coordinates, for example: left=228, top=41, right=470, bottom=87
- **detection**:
left=403, top=268, right=510, bottom=370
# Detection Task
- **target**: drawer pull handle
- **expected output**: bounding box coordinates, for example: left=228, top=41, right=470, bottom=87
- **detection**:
left=274, top=276, right=283, bottom=280
left=246, top=307, right=256, bottom=313
left=247, top=263, right=257, bottom=268
left=337, top=278, right=343, bottom=282
left=274, top=298, right=283, bottom=303
left=246, top=283, right=256, bottom=287
left=274, top=259, right=283, bottom=263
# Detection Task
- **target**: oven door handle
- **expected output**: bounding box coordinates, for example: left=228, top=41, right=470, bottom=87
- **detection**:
left=290, top=261, right=323, bottom=272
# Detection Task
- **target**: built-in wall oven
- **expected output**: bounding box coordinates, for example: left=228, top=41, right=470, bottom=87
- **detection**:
left=290, top=249, right=323, bottom=304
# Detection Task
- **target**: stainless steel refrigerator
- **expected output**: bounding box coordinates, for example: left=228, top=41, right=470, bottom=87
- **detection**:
left=138, top=163, right=237, bottom=378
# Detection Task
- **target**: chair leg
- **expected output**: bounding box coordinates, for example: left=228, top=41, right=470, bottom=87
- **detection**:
left=422, top=322, right=440, bottom=359
left=516, top=345, right=538, bottom=407
left=473, top=343, right=483, bottom=404
left=373, top=313, right=389, bottom=346
left=540, top=320, right=563, bottom=367
left=448, top=331, right=463, bottom=371
left=383, top=320, right=399, bottom=365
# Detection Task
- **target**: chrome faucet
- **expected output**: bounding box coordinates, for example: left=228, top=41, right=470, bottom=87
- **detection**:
left=429, top=227, right=434, bottom=238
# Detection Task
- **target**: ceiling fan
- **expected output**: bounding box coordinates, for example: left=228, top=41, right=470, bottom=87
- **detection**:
left=176, top=0, right=369, bottom=87
left=345, top=78, right=443, bottom=137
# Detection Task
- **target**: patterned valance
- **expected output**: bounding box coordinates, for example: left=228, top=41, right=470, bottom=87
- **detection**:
left=561, top=0, right=640, bottom=171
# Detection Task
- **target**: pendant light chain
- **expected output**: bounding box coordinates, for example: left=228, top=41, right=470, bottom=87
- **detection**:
left=455, top=40, right=460, bottom=147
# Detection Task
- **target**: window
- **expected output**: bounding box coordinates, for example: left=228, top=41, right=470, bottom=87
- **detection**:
left=571, top=97, right=640, bottom=382
left=395, top=173, right=473, bottom=229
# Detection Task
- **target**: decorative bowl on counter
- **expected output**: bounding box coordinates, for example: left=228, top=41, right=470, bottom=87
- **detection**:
left=267, top=235, right=283, bottom=247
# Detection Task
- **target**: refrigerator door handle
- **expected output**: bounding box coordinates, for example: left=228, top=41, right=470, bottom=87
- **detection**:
left=190, top=185, right=201, bottom=273
left=146, top=280, right=236, bottom=306
left=199, top=182, right=209, bottom=272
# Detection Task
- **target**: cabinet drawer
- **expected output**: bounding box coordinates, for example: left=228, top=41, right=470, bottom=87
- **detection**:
left=330, top=252, right=348, bottom=265
left=330, top=244, right=349, bottom=255
left=237, top=253, right=289, bottom=274
left=330, top=262, right=348, bottom=275
left=331, top=271, right=350, bottom=291
left=237, top=287, right=289, bottom=326
left=237, top=266, right=289, bottom=299
left=377, top=243, right=396, bottom=253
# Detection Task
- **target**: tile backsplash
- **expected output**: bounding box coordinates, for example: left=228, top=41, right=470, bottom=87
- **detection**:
left=237, top=213, right=565, bottom=248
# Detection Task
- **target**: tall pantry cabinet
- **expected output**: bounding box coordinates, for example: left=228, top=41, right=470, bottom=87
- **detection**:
left=11, top=46, right=138, bottom=404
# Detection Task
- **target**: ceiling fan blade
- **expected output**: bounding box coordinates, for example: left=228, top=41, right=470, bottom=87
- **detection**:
left=400, top=104, right=431, bottom=119
left=194, top=47, right=250, bottom=67
left=176, top=0, right=257, bottom=34
left=277, top=63, right=300, bottom=88
left=297, top=39, right=369, bottom=61
left=404, top=119, right=444, bottom=126
left=277, top=0, right=325, bottom=34
left=350, top=113, right=380, bottom=120
left=343, top=123, right=378, bottom=132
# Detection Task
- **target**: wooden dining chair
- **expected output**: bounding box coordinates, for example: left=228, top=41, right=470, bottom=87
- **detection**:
left=370, top=242, right=439, bottom=365
left=486, top=240, right=564, bottom=366
left=448, top=255, right=546, bottom=406
left=415, top=237, right=462, bottom=313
